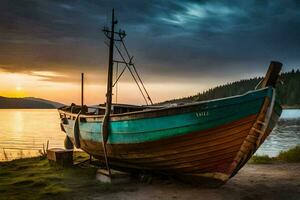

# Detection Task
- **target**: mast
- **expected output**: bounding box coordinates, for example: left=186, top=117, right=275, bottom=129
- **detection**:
left=100, top=9, right=153, bottom=175
left=105, top=9, right=116, bottom=116
left=81, top=73, right=84, bottom=110
left=101, top=9, right=117, bottom=176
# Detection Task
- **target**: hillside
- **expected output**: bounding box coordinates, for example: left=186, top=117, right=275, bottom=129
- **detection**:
left=0, top=97, right=64, bottom=109
left=160, top=69, right=300, bottom=107
left=23, top=97, right=65, bottom=108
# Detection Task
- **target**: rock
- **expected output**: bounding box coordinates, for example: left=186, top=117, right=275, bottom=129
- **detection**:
left=96, top=169, right=131, bottom=184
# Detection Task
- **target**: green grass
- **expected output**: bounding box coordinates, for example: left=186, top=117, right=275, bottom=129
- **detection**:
left=249, top=155, right=275, bottom=164
left=249, top=145, right=300, bottom=164
left=0, top=152, right=134, bottom=200
left=277, top=146, right=300, bottom=162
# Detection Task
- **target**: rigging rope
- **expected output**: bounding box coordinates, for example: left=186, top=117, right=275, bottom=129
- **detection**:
left=121, top=40, right=153, bottom=105
left=131, top=63, right=153, bottom=105
left=112, top=65, right=126, bottom=87
left=114, top=44, right=149, bottom=105
left=115, top=62, right=118, bottom=103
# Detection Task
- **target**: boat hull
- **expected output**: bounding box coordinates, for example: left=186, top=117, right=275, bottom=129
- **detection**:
left=59, top=87, right=281, bottom=185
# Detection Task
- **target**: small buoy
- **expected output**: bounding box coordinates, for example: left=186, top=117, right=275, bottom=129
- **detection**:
left=64, top=136, right=74, bottom=150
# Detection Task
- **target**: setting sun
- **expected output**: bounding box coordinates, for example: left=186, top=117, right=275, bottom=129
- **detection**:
left=16, top=86, right=22, bottom=91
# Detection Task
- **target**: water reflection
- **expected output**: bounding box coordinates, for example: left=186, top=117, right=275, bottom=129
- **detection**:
left=11, top=111, right=24, bottom=134
left=0, top=109, right=65, bottom=161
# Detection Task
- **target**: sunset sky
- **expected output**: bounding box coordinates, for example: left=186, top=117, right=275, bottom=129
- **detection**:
left=0, top=0, right=300, bottom=105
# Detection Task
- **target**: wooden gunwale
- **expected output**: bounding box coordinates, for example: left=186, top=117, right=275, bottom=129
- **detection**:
left=58, top=87, right=270, bottom=121
left=78, top=101, right=260, bottom=138
left=62, top=100, right=262, bottom=146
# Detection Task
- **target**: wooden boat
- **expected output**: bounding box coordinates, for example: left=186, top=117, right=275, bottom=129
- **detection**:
left=58, top=10, right=282, bottom=185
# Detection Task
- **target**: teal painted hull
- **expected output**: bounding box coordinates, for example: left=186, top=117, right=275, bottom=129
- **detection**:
left=62, top=87, right=275, bottom=144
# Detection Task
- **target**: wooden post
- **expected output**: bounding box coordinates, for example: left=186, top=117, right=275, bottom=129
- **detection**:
left=81, top=73, right=84, bottom=109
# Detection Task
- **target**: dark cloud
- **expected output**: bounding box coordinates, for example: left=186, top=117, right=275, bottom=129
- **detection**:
left=0, top=0, right=300, bottom=84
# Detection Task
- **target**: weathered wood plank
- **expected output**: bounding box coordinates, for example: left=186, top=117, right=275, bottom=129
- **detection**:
left=260, top=61, right=282, bottom=88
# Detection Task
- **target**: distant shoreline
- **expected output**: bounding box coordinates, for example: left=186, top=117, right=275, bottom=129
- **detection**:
left=282, top=105, right=300, bottom=109
left=0, top=96, right=64, bottom=109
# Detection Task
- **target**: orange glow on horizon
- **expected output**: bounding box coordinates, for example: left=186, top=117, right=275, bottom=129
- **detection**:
left=1, top=91, right=27, bottom=98
left=0, top=72, right=31, bottom=98
left=0, top=70, right=215, bottom=105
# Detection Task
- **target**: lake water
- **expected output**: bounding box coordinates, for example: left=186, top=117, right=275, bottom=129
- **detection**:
left=0, top=109, right=299, bottom=161
left=0, top=109, right=65, bottom=161
left=255, top=109, right=300, bottom=157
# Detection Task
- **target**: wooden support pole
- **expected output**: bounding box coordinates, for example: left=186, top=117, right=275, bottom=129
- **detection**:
left=101, top=8, right=116, bottom=177
left=81, top=73, right=84, bottom=109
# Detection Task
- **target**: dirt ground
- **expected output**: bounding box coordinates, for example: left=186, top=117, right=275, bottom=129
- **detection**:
left=91, top=163, right=300, bottom=200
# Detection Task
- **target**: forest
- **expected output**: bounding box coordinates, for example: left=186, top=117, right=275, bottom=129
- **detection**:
left=161, top=69, right=300, bottom=107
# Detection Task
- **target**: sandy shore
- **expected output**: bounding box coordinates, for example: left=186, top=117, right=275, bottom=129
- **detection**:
left=92, top=163, right=300, bottom=200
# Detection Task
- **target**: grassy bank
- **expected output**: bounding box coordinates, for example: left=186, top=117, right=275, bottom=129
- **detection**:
left=249, top=145, right=300, bottom=164
left=1, top=147, right=299, bottom=199
left=0, top=152, right=134, bottom=200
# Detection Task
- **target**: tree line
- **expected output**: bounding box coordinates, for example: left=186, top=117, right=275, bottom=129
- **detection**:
left=160, top=69, right=300, bottom=107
